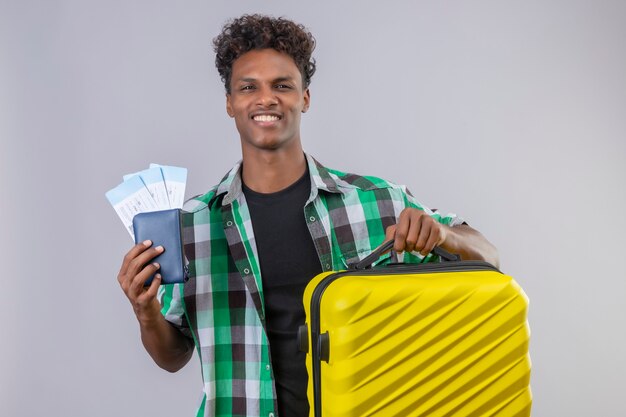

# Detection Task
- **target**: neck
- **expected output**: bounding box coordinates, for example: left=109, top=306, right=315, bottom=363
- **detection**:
left=241, top=145, right=307, bottom=194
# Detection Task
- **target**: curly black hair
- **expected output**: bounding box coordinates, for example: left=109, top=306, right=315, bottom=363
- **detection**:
left=213, top=14, right=316, bottom=93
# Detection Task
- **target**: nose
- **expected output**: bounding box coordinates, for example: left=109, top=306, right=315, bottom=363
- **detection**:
left=256, top=85, right=278, bottom=108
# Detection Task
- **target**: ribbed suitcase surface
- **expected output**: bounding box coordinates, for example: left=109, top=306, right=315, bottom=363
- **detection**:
left=302, top=262, right=531, bottom=417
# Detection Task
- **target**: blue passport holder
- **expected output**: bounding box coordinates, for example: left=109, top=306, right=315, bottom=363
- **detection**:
left=132, top=209, right=189, bottom=286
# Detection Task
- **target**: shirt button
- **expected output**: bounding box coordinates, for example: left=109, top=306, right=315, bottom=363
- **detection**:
left=325, top=264, right=331, bottom=270
left=226, top=220, right=233, bottom=227
left=265, top=364, right=270, bottom=371
left=269, top=413, right=275, bottom=417
left=309, top=216, right=316, bottom=222
left=243, top=268, right=250, bottom=275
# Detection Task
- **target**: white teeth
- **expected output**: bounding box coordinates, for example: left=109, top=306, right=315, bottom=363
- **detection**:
left=253, top=115, right=280, bottom=122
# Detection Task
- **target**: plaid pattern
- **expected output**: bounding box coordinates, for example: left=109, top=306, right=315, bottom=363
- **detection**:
left=158, top=154, right=463, bottom=417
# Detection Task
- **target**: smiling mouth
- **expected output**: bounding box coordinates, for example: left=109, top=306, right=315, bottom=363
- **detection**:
left=252, top=114, right=281, bottom=122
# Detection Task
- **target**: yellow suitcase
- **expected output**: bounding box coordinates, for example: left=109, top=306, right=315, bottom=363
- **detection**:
left=300, top=243, right=531, bottom=417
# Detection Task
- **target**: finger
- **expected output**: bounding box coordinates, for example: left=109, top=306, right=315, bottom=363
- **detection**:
left=127, top=245, right=165, bottom=278
left=119, top=240, right=153, bottom=277
left=142, top=272, right=162, bottom=300
left=394, top=211, right=411, bottom=253
left=422, top=226, right=441, bottom=257
left=405, top=213, right=421, bottom=253
left=129, top=262, right=161, bottom=298
left=415, top=216, right=431, bottom=254
left=122, top=245, right=164, bottom=297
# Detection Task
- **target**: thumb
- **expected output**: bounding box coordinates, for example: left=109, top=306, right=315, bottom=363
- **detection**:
left=384, top=224, right=396, bottom=244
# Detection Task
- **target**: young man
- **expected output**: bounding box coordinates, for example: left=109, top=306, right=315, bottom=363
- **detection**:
left=117, top=14, right=498, bottom=417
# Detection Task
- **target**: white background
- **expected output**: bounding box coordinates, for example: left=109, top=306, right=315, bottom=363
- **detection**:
left=1, top=1, right=625, bottom=416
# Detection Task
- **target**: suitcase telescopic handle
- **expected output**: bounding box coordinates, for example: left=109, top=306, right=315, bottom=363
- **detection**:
left=349, top=240, right=460, bottom=270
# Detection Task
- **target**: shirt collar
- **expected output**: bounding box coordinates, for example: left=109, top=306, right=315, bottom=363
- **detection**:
left=213, top=153, right=342, bottom=207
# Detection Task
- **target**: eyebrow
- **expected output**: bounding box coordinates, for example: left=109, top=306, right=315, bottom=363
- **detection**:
left=273, top=76, right=295, bottom=83
left=236, top=76, right=296, bottom=83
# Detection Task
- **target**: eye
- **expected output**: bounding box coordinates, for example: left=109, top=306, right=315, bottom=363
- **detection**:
left=275, top=84, right=292, bottom=90
left=240, top=85, right=255, bottom=91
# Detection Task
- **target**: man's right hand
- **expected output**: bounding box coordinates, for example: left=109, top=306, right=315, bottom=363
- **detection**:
left=116, top=240, right=194, bottom=372
left=117, top=240, right=164, bottom=325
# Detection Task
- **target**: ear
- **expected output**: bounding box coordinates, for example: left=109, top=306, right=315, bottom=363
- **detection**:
left=226, top=94, right=234, bottom=118
left=302, top=88, right=311, bottom=113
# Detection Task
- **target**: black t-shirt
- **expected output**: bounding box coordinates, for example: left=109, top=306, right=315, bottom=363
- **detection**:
left=243, top=169, right=322, bottom=417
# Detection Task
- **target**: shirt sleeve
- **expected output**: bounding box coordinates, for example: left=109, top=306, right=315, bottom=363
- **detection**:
left=157, top=283, right=193, bottom=339
left=390, top=185, right=466, bottom=263
left=401, top=186, right=466, bottom=227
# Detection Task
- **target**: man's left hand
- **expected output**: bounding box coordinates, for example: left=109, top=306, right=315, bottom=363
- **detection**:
left=385, top=208, right=447, bottom=256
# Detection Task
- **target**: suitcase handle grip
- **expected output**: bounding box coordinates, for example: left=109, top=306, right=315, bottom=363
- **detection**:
left=349, top=240, right=460, bottom=270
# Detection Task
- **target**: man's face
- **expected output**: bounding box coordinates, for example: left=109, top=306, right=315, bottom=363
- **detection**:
left=226, top=49, right=310, bottom=153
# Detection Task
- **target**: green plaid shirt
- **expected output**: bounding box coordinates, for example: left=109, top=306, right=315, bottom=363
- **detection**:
left=158, top=154, right=463, bottom=417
